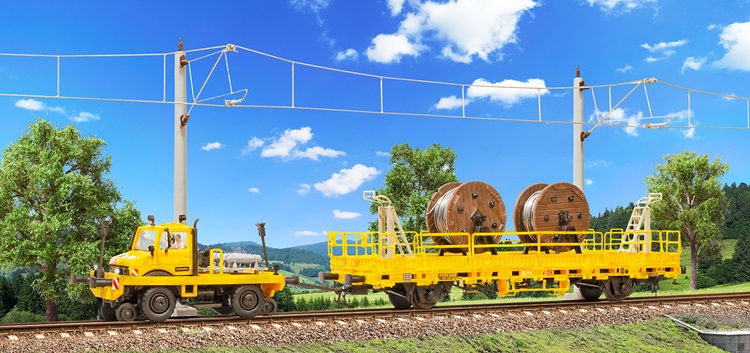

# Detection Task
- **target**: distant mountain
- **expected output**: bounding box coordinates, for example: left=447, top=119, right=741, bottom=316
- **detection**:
left=205, top=240, right=329, bottom=267
left=290, top=241, right=329, bottom=258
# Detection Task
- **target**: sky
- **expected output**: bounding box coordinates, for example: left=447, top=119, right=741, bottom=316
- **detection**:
left=1, top=0, right=750, bottom=248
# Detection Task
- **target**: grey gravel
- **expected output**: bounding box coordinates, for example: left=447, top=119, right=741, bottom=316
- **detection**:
left=1, top=301, right=748, bottom=353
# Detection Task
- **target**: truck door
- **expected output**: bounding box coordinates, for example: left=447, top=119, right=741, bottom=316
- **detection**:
left=156, top=229, right=192, bottom=275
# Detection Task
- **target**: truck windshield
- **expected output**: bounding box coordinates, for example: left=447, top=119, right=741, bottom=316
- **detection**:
left=135, top=229, right=157, bottom=251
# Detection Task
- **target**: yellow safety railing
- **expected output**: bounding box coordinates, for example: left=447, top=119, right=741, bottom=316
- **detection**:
left=327, top=230, right=681, bottom=258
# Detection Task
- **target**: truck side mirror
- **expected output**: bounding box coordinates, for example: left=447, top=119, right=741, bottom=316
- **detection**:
left=148, top=245, right=154, bottom=257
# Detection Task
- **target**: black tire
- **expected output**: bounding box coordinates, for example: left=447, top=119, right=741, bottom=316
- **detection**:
left=603, top=277, right=633, bottom=301
left=579, top=285, right=603, bottom=301
left=387, top=285, right=412, bottom=310
left=116, top=303, right=138, bottom=321
left=410, top=286, right=441, bottom=310
left=100, top=303, right=117, bottom=321
left=210, top=305, right=236, bottom=316
left=231, top=285, right=264, bottom=319
left=141, top=287, right=176, bottom=322
left=261, top=298, right=277, bottom=315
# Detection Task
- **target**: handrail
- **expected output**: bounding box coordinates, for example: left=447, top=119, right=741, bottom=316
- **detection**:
left=327, top=229, right=681, bottom=258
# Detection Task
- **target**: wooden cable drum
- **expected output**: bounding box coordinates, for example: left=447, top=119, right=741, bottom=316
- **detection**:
left=425, top=181, right=506, bottom=253
left=513, top=182, right=590, bottom=252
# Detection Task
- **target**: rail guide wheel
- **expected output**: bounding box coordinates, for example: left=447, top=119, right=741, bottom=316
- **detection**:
left=425, top=181, right=507, bottom=254
left=513, top=182, right=590, bottom=253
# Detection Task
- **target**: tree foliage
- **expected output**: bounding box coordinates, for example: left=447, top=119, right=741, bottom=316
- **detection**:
left=722, top=182, right=750, bottom=240
left=645, top=151, right=728, bottom=290
left=589, top=203, right=636, bottom=233
left=368, top=143, right=458, bottom=233
left=0, top=119, right=138, bottom=321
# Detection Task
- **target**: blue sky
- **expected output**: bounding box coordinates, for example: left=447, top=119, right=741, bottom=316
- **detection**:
left=1, top=0, right=750, bottom=247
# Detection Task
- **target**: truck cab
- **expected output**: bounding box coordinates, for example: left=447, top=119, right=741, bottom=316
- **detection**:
left=109, top=222, right=195, bottom=277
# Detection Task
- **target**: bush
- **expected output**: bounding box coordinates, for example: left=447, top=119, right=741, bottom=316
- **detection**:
left=0, top=308, right=45, bottom=323
left=696, top=273, right=717, bottom=289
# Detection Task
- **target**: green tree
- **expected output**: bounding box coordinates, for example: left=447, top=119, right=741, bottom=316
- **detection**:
left=731, top=233, right=750, bottom=282
left=645, top=152, right=728, bottom=290
left=723, top=182, right=750, bottom=240
left=272, top=286, right=296, bottom=312
left=0, top=119, right=135, bottom=321
left=369, top=143, right=458, bottom=233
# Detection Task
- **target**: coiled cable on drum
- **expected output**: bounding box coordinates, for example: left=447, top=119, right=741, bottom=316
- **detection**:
left=522, top=191, right=542, bottom=242
left=426, top=187, right=459, bottom=240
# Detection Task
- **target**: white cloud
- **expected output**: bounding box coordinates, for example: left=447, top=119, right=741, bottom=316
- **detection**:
left=585, top=159, right=612, bottom=168
left=466, top=78, right=549, bottom=106
left=387, top=0, right=405, bottom=16
left=707, top=24, right=718, bottom=30
left=314, top=164, right=380, bottom=197
left=434, top=95, right=466, bottom=110
left=15, top=99, right=66, bottom=114
left=242, top=137, right=264, bottom=155
left=15, top=99, right=44, bottom=110
left=290, top=0, right=331, bottom=25
left=365, top=33, right=422, bottom=63
left=585, top=179, right=594, bottom=186
left=297, top=184, right=311, bottom=195
left=294, top=230, right=322, bottom=237
left=262, top=127, right=313, bottom=158
left=252, top=127, right=345, bottom=161
left=592, top=107, right=642, bottom=136
left=367, top=0, right=537, bottom=64
left=293, top=146, right=346, bottom=160
left=333, top=209, right=361, bottom=219
left=681, top=57, right=706, bottom=73
left=714, top=22, right=750, bottom=71
left=335, top=48, right=359, bottom=61
left=641, top=39, right=687, bottom=53
left=682, top=127, right=696, bottom=139
left=668, top=110, right=697, bottom=139
left=586, top=0, right=657, bottom=14
left=376, top=151, right=391, bottom=157
left=616, top=64, right=632, bottom=73
left=248, top=187, right=260, bottom=194
left=645, top=57, right=662, bottom=63
left=69, top=112, right=100, bottom=123
left=201, top=142, right=224, bottom=151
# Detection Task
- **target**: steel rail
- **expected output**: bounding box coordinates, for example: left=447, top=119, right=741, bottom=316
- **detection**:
left=1, top=292, right=749, bottom=336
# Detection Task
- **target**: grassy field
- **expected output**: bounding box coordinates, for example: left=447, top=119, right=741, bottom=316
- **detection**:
left=115, top=318, right=723, bottom=353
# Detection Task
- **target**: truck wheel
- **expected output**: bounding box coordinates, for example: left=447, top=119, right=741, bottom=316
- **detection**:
left=141, top=287, right=176, bottom=322
left=261, top=298, right=277, bottom=315
left=231, top=285, right=264, bottom=319
left=100, top=303, right=117, bottom=321
left=116, top=303, right=137, bottom=321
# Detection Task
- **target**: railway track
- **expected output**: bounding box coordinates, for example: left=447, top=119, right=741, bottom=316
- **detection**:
left=2, top=292, right=749, bottom=336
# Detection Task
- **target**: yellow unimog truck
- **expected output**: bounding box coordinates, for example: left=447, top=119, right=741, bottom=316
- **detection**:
left=73, top=217, right=294, bottom=322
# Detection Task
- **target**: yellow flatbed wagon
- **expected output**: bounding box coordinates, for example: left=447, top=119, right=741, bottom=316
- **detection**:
left=322, top=229, right=683, bottom=309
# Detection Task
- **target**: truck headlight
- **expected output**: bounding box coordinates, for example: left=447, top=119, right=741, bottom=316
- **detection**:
left=110, top=266, right=129, bottom=275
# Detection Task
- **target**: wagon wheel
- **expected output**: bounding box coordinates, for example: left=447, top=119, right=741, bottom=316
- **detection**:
left=231, top=285, right=264, bottom=319
left=116, top=302, right=138, bottom=321
left=141, top=287, right=177, bottom=322
left=602, top=277, right=633, bottom=301
left=387, top=284, right=412, bottom=310
left=578, top=282, right=603, bottom=301
left=99, top=302, right=117, bottom=321
left=410, top=285, right=442, bottom=310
